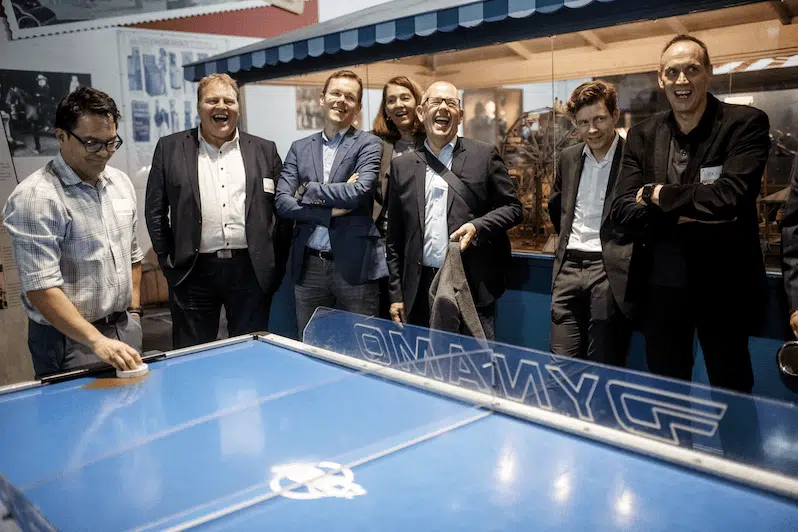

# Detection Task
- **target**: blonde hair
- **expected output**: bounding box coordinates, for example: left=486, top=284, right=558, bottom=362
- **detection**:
left=197, top=73, right=240, bottom=103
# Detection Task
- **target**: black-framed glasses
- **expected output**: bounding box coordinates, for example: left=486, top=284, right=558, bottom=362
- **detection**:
left=67, top=130, right=123, bottom=154
left=423, top=97, right=460, bottom=109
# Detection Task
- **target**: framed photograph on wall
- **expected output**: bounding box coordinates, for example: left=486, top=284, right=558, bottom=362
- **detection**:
left=462, top=88, right=522, bottom=149
left=0, top=69, right=92, bottom=158
left=295, top=86, right=364, bottom=131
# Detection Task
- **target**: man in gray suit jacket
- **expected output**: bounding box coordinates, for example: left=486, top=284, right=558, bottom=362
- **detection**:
left=548, top=80, right=633, bottom=366
left=276, top=70, right=386, bottom=335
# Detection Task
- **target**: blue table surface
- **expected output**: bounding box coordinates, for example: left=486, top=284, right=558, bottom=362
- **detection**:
left=1, top=338, right=797, bottom=531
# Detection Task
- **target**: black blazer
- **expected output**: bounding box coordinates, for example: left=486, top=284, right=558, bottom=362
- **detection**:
left=386, top=137, right=523, bottom=315
left=611, top=95, right=770, bottom=312
left=548, top=138, right=633, bottom=318
left=144, top=128, right=291, bottom=294
left=781, top=154, right=798, bottom=311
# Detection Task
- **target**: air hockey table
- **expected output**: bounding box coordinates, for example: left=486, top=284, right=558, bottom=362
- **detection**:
left=2, top=308, right=798, bottom=531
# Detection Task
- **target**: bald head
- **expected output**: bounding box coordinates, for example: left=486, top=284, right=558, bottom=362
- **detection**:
left=422, top=81, right=459, bottom=104
left=418, top=80, right=462, bottom=152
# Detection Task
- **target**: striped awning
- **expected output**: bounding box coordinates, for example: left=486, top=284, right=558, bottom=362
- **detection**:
left=184, top=0, right=754, bottom=83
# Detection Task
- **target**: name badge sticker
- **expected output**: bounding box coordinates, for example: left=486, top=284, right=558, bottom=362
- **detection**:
left=112, top=198, right=133, bottom=215
left=700, top=165, right=722, bottom=185
left=263, top=178, right=275, bottom=193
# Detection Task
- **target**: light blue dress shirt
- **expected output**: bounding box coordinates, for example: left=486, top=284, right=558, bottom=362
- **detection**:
left=422, top=137, right=457, bottom=268
left=308, top=130, right=345, bottom=251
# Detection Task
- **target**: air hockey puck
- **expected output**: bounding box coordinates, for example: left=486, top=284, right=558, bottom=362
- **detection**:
left=116, top=363, right=149, bottom=379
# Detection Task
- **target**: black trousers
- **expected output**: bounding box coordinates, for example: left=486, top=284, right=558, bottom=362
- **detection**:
left=408, top=266, right=496, bottom=340
left=549, top=253, right=631, bottom=367
left=169, top=250, right=273, bottom=349
left=642, top=284, right=754, bottom=393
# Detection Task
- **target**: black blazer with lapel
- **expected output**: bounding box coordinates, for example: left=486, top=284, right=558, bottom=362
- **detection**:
left=386, top=137, right=523, bottom=315
left=548, top=137, right=633, bottom=318
left=781, top=154, right=798, bottom=312
left=611, top=95, right=770, bottom=314
left=144, top=127, right=291, bottom=294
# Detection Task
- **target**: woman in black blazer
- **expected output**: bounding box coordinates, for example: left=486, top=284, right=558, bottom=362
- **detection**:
left=371, top=76, right=426, bottom=318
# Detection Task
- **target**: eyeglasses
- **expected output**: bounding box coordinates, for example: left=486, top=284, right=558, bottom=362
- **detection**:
left=424, top=97, right=460, bottom=109
left=67, top=130, right=123, bottom=154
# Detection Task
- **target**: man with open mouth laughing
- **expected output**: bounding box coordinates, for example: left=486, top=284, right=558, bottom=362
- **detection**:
left=385, top=81, right=522, bottom=338
left=611, top=35, right=771, bottom=394
left=145, top=73, right=291, bottom=349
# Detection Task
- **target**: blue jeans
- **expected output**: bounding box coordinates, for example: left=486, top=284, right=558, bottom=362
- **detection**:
left=294, top=253, right=380, bottom=339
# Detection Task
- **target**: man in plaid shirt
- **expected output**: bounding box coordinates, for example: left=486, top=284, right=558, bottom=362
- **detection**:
left=3, top=87, right=144, bottom=377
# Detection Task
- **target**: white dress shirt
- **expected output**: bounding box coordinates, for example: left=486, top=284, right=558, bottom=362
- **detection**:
left=197, top=128, right=248, bottom=253
left=422, top=137, right=457, bottom=268
left=567, top=134, right=619, bottom=253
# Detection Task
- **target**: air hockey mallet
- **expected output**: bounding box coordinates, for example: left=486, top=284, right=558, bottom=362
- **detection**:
left=777, top=340, right=798, bottom=394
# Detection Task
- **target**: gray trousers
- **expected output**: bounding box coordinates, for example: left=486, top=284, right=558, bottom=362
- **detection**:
left=294, top=254, right=380, bottom=338
left=549, top=254, right=631, bottom=367
left=28, top=311, right=143, bottom=378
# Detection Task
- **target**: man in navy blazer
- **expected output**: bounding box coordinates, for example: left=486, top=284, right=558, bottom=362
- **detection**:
left=276, top=70, right=386, bottom=335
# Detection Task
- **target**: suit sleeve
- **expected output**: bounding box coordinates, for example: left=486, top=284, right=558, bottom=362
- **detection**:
left=610, top=126, right=654, bottom=236
left=657, top=111, right=770, bottom=221
left=548, top=155, right=564, bottom=235
left=268, top=142, right=292, bottom=287
left=782, top=153, right=798, bottom=311
left=299, top=136, right=382, bottom=210
left=471, top=148, right=523, bottom=242
left=144, top=138, right=174, bottom=269
left=385, top=159, right=405, bottom=304
left=275, top=141, right=332, bottom=226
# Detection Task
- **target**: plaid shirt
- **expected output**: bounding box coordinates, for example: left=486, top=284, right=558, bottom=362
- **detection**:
left=2, top=153, right=144, bottom=324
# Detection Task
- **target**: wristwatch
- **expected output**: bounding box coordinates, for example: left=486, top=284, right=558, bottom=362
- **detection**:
left=641, top=184, right=655, bottom=205
left=128, top=307, right=144, bottom=318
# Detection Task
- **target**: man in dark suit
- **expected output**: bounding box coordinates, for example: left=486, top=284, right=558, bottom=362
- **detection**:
left=781, top=154, right=798, bottom=338
left=548, top=80, right=632, bottom=366
left=386, top=81, right=523, bottom=339
left=275, top=70, right=386, bottom=335
left=145, top=73, right=290, bottom=349
left=611, top=35, right=770, bottom=393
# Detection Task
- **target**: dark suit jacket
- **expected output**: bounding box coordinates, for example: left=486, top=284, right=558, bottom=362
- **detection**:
left=548, top=138, right=633, bottom=318
left=144, top=128, right=291, bottom=294
left=781, top=154, right=798, bottom=311
left=275, top=127, right=386, bottom=285
left=386, top=137, right=523, bottom=315
left=611, top=95, right=770, bottom=314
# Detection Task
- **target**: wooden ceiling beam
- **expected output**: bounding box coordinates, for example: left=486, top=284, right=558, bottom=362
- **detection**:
left=665, top=17, right=690, bottom=34
left=769, top=0, right=794, bottom=25
left=578, top=30, right=607, bottom=50
left=505, top=41, right=536, bottom=60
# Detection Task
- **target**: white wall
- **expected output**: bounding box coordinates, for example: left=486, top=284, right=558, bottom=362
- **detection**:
left=318, top=0, right=392, bottom=22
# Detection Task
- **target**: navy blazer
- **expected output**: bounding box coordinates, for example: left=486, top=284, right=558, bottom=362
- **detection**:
left=275, top=127, right=387, bottom=285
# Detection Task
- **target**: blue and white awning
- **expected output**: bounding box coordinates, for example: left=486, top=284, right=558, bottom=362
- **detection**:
left=183, top=0, right=749, bottom=82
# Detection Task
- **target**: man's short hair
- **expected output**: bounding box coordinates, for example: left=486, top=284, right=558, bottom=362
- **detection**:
left=565, top=80, right=618, bottom=118
left=661, top=34, right=712, bottom=69
left=322, top=70, right=364, bottom=106
left=196, top=73, right=240, bottom=103
left=55, top=86, right=121, bottom=132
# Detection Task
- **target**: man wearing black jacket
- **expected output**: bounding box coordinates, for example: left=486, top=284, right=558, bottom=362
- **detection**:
left=611, top=35, right=770, bottom=393
left=548, top=80, right=632, bottom=366
left=145, top=74, right=291, bottom=348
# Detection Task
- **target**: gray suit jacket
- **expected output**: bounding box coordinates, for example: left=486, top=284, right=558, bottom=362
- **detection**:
left=548, top=138, right=634, bottom=319
left=429, top=242, right=485, bottom=339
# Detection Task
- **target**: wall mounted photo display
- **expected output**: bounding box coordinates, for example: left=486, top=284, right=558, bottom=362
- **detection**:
left=0, top=69, right=92, bottom=159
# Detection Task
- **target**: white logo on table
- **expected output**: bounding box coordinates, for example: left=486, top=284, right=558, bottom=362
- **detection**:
left=269, top=461, right=366, bottom=500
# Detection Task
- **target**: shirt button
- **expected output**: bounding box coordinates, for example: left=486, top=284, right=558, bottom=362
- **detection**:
left=223, top=203, right=226, bottom=207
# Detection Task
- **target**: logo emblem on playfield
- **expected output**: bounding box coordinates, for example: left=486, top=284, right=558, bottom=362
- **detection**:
left=269, top=461, right=366, bottom=500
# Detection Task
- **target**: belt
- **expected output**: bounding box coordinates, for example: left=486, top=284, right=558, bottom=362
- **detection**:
left=306, top=247, right=334, bottom=261
left=565, top=249, right=603, bottom=262
left=199, top=248, right=248, bottom=259
left=93, top=311, right=126, bottom=326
